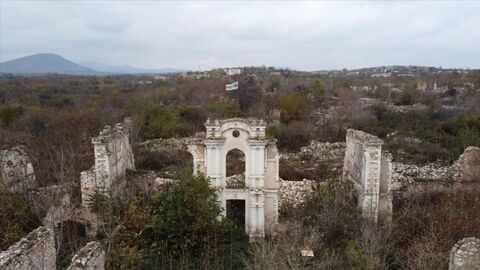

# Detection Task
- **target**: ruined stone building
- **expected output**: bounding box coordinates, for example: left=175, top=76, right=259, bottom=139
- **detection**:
left=187, top=118, right=280, bottom=240
left=3, top=116, right=479, bottom=269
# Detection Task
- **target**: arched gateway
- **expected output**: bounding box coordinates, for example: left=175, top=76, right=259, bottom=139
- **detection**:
left=187, top=118, right=280, bottom=240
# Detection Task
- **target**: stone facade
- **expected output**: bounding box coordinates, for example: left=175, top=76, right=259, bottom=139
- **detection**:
left=449, top=238, right=480, bottom=270
left=67, top=241, right=105, bottom=270
left=343, top=129, right=392, bottom=224
left=187, top=118, right=280, bottom=240
left=81, top=120, right=135, bottom=208
left=0, top=226, right=56, bottom=270
left=0, top=145, right=36, bottom=193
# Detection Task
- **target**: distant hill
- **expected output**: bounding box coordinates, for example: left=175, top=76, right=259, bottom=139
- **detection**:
left=80, top=61, right=183, bottom=74
left=0, top=53, right=98, bottom=75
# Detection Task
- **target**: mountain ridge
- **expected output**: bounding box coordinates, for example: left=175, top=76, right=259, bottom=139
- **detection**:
left=0, top=53, right=98, bottom=75
left=0, top=53, right=182, bottom=75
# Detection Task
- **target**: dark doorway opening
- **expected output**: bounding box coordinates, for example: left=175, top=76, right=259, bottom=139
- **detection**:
left=226, top=199, right=246, bottom=230
left=55, top=220, right=87, bottom=269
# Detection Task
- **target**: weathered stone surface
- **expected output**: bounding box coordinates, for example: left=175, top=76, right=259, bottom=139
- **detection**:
left=343, top=129, right=392, bottom=224
left=139, top=137, right=199, bottom=152
left=458, top=146, right=480, bottom=182
left=0, top=226, right=56, bottom=270
left=80, top=119, right=135, bottom=208
left=91, top=121, right=135, bottom=191
left=391, top=162, right=458, bottom=190
left=226, top=173, right=246, bottom=189
left=80, top=167, right=95, bottom=209
left=449, top=238, right=480, bottom=270
left=278, top=179, right=315, bottom=209
left=129, top=170, right=173, bottom=195
left=294, top=141, right=346, bottom=162
left=0, top=145, right=36, bottom=193
left=67, top=241, right=105, bottom=270
left=390, top=146, right=479, bottom=191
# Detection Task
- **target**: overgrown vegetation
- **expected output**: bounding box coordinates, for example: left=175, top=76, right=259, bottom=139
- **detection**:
left=0, top=186, right=41, bottom=250
left=0, top=69, right=479, bottom=268
left=87, top=173, right=248, bottom=269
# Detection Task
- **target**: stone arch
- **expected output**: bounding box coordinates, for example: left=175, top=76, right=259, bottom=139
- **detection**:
left=187, top=144, right=206, bottom=175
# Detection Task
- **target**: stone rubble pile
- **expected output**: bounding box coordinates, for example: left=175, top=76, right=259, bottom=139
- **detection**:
left=278, top=179, right=316, bottom=209
left=139, top=135, right=203, bottom=152
left=449, top=237, right=480, bottom=270
left=282, top=140, right=345, bottom=162
left=391, top=162, right=461, bottom=190
left=226, top=173, right=246, bottom=188
left=67, top=241, right=105, bottom=270
left=298, top=141, right=346, bottom=161
left=390, top=146, right=480, bottom=191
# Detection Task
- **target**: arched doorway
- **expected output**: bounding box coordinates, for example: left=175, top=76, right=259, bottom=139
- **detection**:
left=226, top=149, right=246, bottom=188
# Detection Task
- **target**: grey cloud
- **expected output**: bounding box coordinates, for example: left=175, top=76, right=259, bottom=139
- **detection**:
left=1, top=1, right=479, bottom=70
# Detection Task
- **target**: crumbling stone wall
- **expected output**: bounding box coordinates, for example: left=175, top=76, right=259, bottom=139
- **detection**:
left=0, top=145, right=36, bottom=193
left=343, top=129, right=392, bottom=224
left=92, top=122, right=135, bottom=191
left=81, top=120, right=135, bottom=207
left=35, top=184, right=77, bottom=228
left=80, top=168, right=96, bottom=208
left=449, top=237, right=480, bottom=270
left=379, top=151, right=393, bottom=224
left=458, top=146, right=480, bottom=182
left=67, top=241, right=105, bottom=270
left=390, top=146, right=479, bottom=193
left=0, top=226, right=56, bottom=270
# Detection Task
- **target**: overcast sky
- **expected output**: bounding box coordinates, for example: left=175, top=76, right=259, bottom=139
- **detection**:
left=1, top=1, right=479, bottom=71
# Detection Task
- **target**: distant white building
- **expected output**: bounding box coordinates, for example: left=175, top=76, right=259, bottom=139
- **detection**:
left=153, top=75, right=167, bottom=81
left=223, top=68, right=242, bottom=76
left=371, top=72, right=391, bottom=78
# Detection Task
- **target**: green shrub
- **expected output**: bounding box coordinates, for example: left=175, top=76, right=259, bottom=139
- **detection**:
left=208, top=99, right=238, bottom=119
left=301, top=178, right=360, bottom=250
left=0, top=104, right=23, bottom=127
left=106, top=173, right=248, bottom=269
left=275, top=92, right=309, bottom=124
left=0, top=189, right=40, bottom=250
left=267, top=122, right=312, bottom=152
left=141, top=105, right=206, bottom=139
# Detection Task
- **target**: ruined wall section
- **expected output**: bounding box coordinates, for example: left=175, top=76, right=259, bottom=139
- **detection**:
left=81, top=120, right=135, bottom=208
left=80, top=168, right=96, bottom=208
left=379, top=151, right=393, bottom=224
left=0, top=145, right=37, bottom=193
left=458, top=146, right=480, bottom=183
left=343, top=129, right=392, bottom=224
left=449, top=238, right=480, bottom=270
left=92, top=122, right=135, bottom=192
left=0, top=226, right=56, bottom=270
left=67, top=241, right=105, bottom=270
left=187, top=142, right=206, bottom=175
